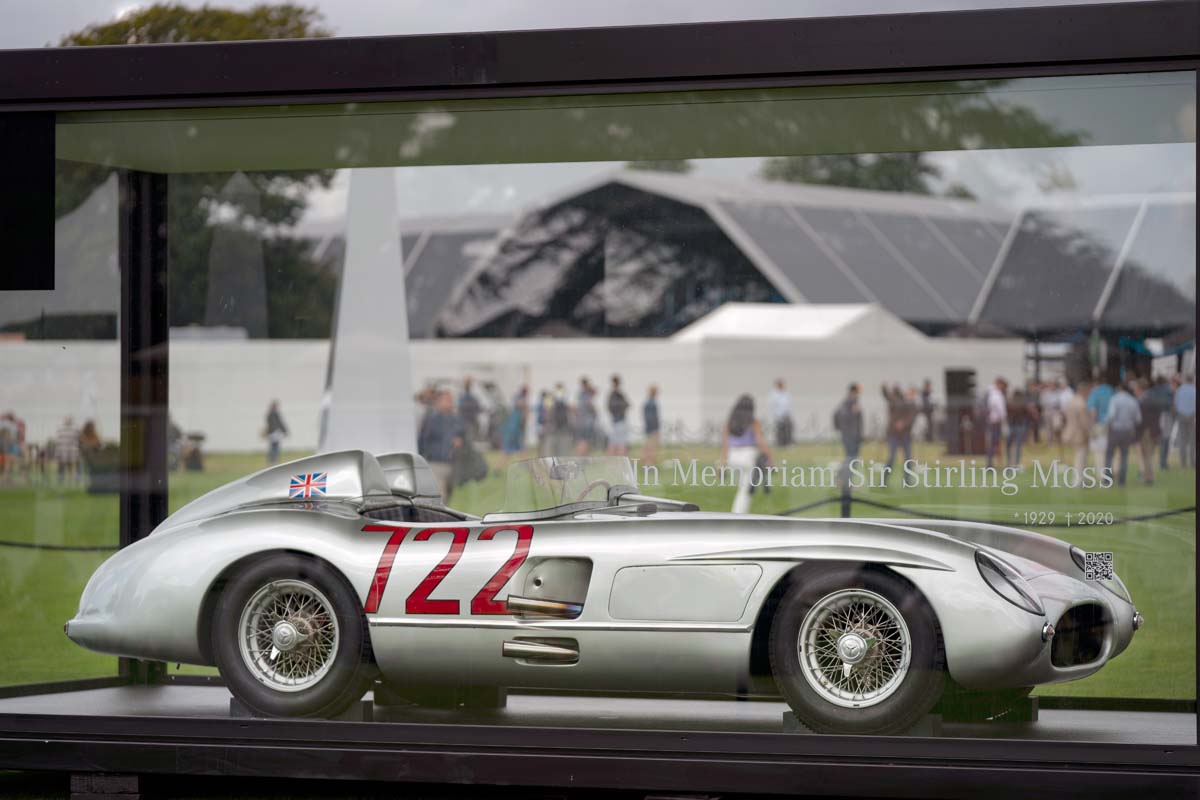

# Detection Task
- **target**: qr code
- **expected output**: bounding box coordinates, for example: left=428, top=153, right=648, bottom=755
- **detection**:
left=1084, top=551, right=1114, bottom=581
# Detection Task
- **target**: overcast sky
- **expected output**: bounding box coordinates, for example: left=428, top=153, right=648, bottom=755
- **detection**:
left=0, top=0, right=1144, bottom=49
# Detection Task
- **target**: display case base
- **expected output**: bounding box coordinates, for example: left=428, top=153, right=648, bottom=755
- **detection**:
left=782, top=711, right=943, bottom=736
left=229, top=696, right=374, bottom=721
left=373, top=683, right=508, bottom=710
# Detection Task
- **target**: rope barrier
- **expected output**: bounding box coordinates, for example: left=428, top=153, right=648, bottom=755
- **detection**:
left=0, top=539, right=118, bottom=552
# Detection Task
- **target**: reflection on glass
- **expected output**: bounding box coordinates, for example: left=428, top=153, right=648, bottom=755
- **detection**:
left=19, top=71, right=1196, bottom=737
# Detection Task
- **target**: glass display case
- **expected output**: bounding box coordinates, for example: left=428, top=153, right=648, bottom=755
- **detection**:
left=0, top=4, right=1196, bottom=795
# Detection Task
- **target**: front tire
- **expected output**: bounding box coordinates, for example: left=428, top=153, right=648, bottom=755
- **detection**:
left=769, top=566, right=945, bottom=735
left=213, top=554, right=375, bottom=717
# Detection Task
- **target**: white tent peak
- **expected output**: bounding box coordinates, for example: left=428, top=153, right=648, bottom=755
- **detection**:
left=672, top=302, right=927, bottom=345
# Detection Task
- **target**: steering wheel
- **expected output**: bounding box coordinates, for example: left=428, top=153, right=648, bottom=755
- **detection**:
left=574, top=479, right=612, bottom=503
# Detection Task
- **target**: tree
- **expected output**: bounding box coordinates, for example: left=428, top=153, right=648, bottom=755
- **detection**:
left=625, top=160, right=694, bottom=174
left=54, top=4, right=336, bottom=339
left=757, top=81, right=1081, bottom=197
left=760, top=153, right=940, bottom=195
left=58, top=3, right=331, bottom=46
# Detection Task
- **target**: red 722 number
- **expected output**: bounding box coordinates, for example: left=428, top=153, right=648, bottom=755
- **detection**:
left=360, top=524, right=533, bottom=615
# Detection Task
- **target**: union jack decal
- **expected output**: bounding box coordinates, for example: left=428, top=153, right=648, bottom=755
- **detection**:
left=289, top=472, right=327, bottom=499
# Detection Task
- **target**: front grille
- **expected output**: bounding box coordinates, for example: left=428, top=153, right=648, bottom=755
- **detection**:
left=1051, top=604, right=1107, bottom=667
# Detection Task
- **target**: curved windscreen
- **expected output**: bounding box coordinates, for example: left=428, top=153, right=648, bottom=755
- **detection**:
left=502, top=456, right=638, bottom=513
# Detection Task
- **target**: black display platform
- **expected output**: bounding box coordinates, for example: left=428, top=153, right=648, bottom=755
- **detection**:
left=0, top=684, right=1191, bottom=745
left=2, top=684, right=1197, bottom=798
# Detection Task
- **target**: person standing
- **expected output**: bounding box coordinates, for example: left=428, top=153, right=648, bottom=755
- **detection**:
left=55, top=416, right=81, bottom=484
left=982, top=377, right=1008, bottom=469
left=1151, top=375, right=1175, bottom=471
left=547, top=383, right=572, bottom=458
left=606, top=375, right=631, bottom=456
left=574, top=377, right=598, bottom=455
left=767, top=378, right=794, bottom=448
left=497, top=385, right=529, bottom=472
left=533, top=390, right=547, bottom=456
left=1175, top=374, right=1196, bottom=469
left=721, top=394, right=772, bottom=514
left=919, top=379, right=935, bottom=443
left=1087, top=379, right=1114, bottom=470
left=642, top=385, right=661, bottom=466
left=1026, top=381, right=1043, bottom=444
left=1005, top=388, right=1036, bottom=466
left=1133, top=379, right=1158, bottom=485
left=458, top=377, right=482, bottom=443
left=1048, top=379, right=1072, bottom=456
left=882, top=384, right=917, bottom=480
left=1105, top=382, right=1142, bottom=487
left=833, top=383, right=863, bottom=462
left=1063, top=380, right=1092, bottom=474
left=418, top=390, right=464, bottom=501
left=264, top=400, right=288, bottom=465
left=0, top=412, right=18, bottom=484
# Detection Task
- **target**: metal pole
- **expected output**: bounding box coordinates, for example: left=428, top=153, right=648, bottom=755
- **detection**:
left=117, top=168, right=169, bottom=684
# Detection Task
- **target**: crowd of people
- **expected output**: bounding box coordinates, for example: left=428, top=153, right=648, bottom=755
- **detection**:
left=998, top=373, right=1197, bottom=487
left=711, top=370, right=1197, bottom=512
left=414, top=375, right=663, bottom=501
left=0, top=412, right=106, bottom=485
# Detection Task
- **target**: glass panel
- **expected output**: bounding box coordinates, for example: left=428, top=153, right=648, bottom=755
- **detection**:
left=0, top=164, right=121, bottom=687
left=20, top=69, right=1196, bottom=747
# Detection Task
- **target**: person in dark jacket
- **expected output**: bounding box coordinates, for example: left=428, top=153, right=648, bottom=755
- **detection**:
left=882, top=384, right=917, bottom=481
left=833, top=383, right=863, bottom=461
left=458, top=377, right=482, bottom=443
left=607, top=375, right=631, bottom=456
left=418, top=390, right=464, bottom=501
left=264, top=400, right=288, bottom=465
left=642, top=385, right=661, bottom=466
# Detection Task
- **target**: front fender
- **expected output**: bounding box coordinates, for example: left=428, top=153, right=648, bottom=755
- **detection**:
left=66, top=507, right=380, bottom=664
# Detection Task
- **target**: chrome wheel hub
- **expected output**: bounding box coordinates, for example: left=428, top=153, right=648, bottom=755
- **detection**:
left=271, top=621, right=302, bottom=652
left=836, top=632, right=868, bottom=664
left=237, top=579, right=340, bottom=693
left=797, top=588, right=911, bottom=708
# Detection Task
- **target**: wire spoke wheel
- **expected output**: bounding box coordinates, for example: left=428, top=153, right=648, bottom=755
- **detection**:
left=797, top=588, right=911, bottom=708
left=238, top=579, right=340, bottom=692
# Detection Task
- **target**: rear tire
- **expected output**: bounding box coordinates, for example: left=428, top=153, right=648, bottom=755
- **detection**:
left=769, top=566, right=945, bottom=735
left=213, top=554, right=375, bottom=717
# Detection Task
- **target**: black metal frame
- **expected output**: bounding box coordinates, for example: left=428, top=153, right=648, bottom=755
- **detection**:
left=0, top=1, right=1197, bottom=794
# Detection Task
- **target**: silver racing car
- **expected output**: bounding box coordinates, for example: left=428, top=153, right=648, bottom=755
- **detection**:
left=66, top=451, right=1143, bottom=734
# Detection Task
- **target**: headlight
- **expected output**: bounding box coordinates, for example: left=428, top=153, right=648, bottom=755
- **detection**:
left=1070, top=545, right=1132, bottom=604
left=976, top=551, right=1044, bottom=615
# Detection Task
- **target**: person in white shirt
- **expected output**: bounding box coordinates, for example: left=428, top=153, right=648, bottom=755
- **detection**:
left=767, top=378, right=793, bottom=448
left=984, top=377, right=1008, bottom=469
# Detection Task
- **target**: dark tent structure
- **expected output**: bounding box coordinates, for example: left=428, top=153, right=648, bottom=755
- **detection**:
left=433, top=171, right=1012, bottom=338
left=970, top=196, right=1196, bottom=339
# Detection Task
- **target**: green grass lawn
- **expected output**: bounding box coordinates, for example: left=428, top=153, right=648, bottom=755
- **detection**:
left=1, top=440, right=1194, bottom=699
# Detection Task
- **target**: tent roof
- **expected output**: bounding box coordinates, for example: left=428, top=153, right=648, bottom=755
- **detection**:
left=439, top=170, right=1012, bottom=332
left=970, top=193, right=1196, bottom=336
left=672, top=302, right=927, bottom=344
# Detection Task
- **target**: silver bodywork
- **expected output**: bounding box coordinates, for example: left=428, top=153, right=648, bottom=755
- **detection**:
left=67, top=450, right=1137, bottom=695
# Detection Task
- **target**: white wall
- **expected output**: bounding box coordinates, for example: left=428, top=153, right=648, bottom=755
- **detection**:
left=0, top=342, right=120, bottom=445
left=0, top=335, right=1023, bottom=452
